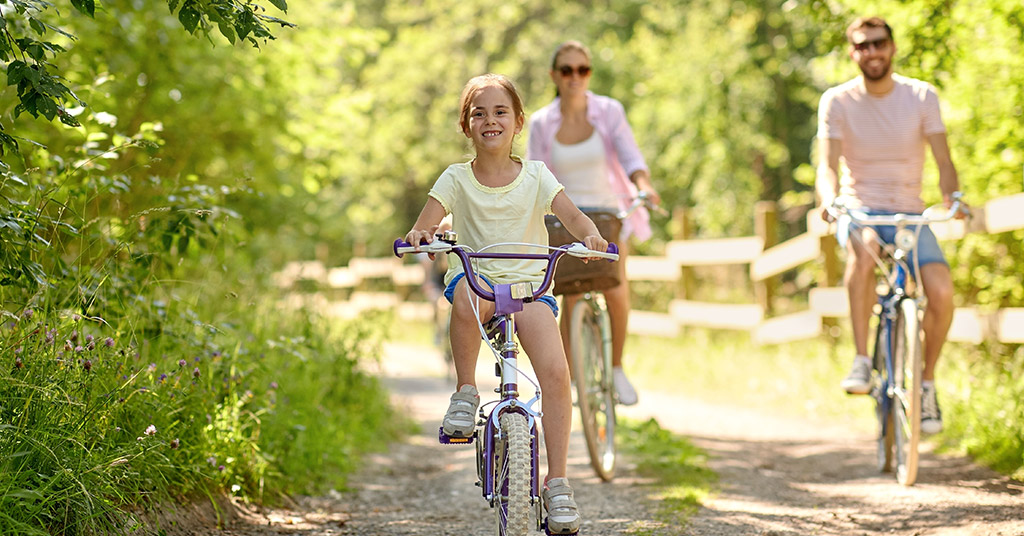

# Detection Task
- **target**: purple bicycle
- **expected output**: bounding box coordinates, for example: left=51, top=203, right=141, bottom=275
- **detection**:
left=395, top=233, right=618, bottom=536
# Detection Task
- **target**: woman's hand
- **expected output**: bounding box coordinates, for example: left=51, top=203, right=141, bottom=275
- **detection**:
left=632, top=171, right=662, bottom=207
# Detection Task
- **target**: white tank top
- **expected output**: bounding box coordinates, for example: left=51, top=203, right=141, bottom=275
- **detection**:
left=550, top=130, right=617, bottom=209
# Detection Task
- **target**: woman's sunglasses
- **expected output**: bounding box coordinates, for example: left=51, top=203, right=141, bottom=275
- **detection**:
left=557, top=65, right=592, bottom=77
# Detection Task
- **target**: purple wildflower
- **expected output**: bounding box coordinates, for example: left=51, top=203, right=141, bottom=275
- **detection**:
left=75, top=346, right=84, bottom=353
left=170, top=438, right=180, bottom=450
left=83, top=360, right=92, bottom=372
left=145, top=424, right=157, bottom=436
left=159, top=373, right=167, bottom=383
left=85, top=334, right=94, bottom=343
left=104, top=337, right=114, bottom=347
left=87, top=341, right=96, bottom=351
left=269, top=381, right=278, bottom=390
left=14, top=357, right=23, bottom=369
left=147, top=363, right=157, bottom=373
left=46, top=330, right=56, bottom=344
left=178, top=359, right=187, bottom=367
left=193, top=367, right=201, bottom=379
left=22, top=309, right=34, bottom=319
left=64, top=341, right=73, bottom=352
left=207, top=456, right=217, bottom=466
left=218, top=465, right=225, bottom=472
left=70, top=330, right=78, bottom=342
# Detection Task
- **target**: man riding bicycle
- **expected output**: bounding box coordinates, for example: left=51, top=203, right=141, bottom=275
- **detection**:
left=816, top=15, right=965, bottom=434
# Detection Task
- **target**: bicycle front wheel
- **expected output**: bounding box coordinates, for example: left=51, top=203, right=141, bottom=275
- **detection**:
left=570, top=296, right=617, bottom=482
left=493, top=412, right=532, bottom=536
left=891, top=298, right=923, bottom=486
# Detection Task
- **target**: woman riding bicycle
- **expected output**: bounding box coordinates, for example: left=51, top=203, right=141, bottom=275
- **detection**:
left=405, top=73, right=611, bottom=535
left=527, top=40, right=661, bottom=405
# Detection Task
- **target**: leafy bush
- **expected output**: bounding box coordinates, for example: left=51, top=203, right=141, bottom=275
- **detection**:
left=0, top=136, right=402, bottom=534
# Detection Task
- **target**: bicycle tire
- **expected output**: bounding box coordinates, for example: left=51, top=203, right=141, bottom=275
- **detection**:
left=494, top=412, right=532, bottom=536
left=892, top=298, right=922, bottom=486
left=872, top=319, right=893, bottom=473
left=570, top=296, right=617, bottom=482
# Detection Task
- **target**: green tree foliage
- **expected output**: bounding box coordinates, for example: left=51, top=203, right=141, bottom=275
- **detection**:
left=2, top=0, right=1023, bottom=495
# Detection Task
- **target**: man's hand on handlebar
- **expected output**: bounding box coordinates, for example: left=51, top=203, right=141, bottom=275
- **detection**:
left=944, top=192, right=970, bottom=220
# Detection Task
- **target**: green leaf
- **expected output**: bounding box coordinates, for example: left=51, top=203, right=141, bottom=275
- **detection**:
left=71, top=0, right=96, bottom=17
left=217, top=21, right=236, bottom=44
left=6, top=61, right=25, bottom=86
left=36, top=95, right=57, bottom=121
left=29, top=18, right=45, bottom=36
left=178, top=5, right=201, bottom=34
left=268, top=0, right=287, bottom=12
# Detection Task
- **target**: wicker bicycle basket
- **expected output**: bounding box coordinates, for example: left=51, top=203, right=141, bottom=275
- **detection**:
left=545, top=210, right=622, bottom=296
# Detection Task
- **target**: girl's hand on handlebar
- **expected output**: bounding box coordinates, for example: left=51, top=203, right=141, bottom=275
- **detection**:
left=581, top=234, right=610, bottom=263
left=405, top=226, right=438, bottom=258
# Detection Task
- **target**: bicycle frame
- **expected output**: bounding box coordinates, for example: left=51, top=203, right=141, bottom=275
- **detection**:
left=394, top=236, right=617, bottom=532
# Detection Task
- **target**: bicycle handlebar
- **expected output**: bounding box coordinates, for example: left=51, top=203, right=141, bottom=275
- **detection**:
left=393, top=239, right=619, bottom=303
left=617, top=190, right=668, bottom=220
left=826, top=191, right=969, bottom=226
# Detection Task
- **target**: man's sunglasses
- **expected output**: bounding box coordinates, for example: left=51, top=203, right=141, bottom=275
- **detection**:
left=557, top=65, right=592, bottom=77
left=852, top=37, right=890, bottom=52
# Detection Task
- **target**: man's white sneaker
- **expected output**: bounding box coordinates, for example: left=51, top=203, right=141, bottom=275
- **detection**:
left=921, top=383, right=943, bottom=435
left=840, top=357, right=872, bottom=395
left=613, top=367, right=638, bottom=406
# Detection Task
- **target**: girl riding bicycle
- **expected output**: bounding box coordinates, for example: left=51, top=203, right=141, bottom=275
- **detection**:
left=404, top=73, right=610, bottom=534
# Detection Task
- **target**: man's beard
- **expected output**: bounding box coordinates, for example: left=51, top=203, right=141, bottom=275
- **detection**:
left=860, top=59, right=891, bottom=81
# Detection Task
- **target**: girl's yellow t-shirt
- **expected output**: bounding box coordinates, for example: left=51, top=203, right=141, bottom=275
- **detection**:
left=428, top=158, right=564, bottom=289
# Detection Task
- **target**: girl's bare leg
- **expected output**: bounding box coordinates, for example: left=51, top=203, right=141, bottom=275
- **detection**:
left=449, top=277, right=495, bottom=389
left=515, top=302, right=572, bottom=480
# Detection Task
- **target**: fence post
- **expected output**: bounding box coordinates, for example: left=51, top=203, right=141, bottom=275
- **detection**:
left=673, top=207, right=696, bottom=300
left=820, top=232, right=842, bottom=345
left=754, top=201, right=778, bottom=315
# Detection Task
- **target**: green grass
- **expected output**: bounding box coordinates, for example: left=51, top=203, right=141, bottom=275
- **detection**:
left=625, top=328, right=875, bottom=434
left=617, top=418, right=716, bottom=535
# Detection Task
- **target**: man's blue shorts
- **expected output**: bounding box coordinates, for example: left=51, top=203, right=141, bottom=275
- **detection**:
left=444, top=273, right=559, bottom=317
left=837, top=209, right=948, bottom=272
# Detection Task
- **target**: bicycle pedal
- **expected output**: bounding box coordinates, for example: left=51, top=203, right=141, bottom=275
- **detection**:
left=438, top=427, right=474, bottom=445
left=541, top=519, right=579, bottom=536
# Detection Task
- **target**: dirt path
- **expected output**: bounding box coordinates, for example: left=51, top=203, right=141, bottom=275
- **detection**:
left=214, top=342, right=1024, bottom=536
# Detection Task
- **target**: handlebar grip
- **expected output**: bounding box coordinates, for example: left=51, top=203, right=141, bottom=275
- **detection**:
left=393, top=238, right=433, bottom=258
left=607, top=243, right=618, bottom=257
left=393, top=239, right=407, bottom=258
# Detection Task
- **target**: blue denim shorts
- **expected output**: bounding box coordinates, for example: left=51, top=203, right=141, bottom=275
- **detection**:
left=445, top=273, right=559, bottom=317
left=837, top=209, right=948, bottom=269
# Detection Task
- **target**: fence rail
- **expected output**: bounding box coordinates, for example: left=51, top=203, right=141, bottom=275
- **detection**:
left=276, top=192, right=1024, bottom=345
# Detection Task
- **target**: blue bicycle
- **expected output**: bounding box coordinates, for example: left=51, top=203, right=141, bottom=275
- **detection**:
left=828, top=192, right=967, bottom=486
left=395, top=234, right=618, bottom=535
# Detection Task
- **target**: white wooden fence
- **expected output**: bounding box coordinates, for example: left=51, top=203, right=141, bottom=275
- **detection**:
left=276, top=192, right=1024, bottom=345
